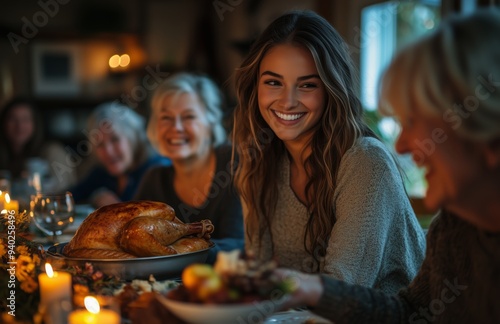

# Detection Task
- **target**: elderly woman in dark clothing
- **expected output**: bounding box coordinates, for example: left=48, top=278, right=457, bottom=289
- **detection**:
left=70, top=102, right=171, bottom=208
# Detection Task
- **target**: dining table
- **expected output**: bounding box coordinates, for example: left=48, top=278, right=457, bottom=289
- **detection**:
left=28, top=205, right=332, bottom=324
left=126, top=291, right=332, bottom=324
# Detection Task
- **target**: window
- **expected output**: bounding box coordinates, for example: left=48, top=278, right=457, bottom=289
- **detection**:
left=360, top=0, right=441, bottom=197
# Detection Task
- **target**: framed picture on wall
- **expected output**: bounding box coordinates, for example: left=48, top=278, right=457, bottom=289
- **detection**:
left=31, top=42, right=81, bottom=97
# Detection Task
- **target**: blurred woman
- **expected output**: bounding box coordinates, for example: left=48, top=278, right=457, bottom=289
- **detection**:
left=274, top=9, right=500, bottom=323
left=70, top=102, right=170, bottom=208
left=0, top=97, right=75, bottom=204
left=134, top=72, right=244, bottom=263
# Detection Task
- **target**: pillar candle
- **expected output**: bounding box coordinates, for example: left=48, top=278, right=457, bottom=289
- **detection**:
left=38, top=263, right=72, bottom=309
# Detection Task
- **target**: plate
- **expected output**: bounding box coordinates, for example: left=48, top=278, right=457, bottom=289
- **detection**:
left=156, top=293, right=288, bottom=324
left=264, top=310, right=332, bottom=323
left=46, top=242, right=214, bottom=281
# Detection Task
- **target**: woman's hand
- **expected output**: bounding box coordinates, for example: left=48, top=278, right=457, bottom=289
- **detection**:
left=273, top=268, right=324, bottom=311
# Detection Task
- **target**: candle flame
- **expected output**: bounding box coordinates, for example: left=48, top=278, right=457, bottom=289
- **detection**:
left=45, top=263, right=54, bottom=278
left=84, top=296, right=100, bottom=314
left=5, top=193, right=10, bottom=203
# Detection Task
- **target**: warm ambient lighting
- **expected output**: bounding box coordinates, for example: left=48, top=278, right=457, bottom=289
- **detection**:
left=109, top=55, right=120, bottom=68
left=108, top=54, right=131, bottom=68
left=2, top=193, right=18, bottom=213
left=119, top=54, right=130, bottom=67
left=84, top=296, right=100, bottom=314
left=45, top=263, right=54, bottom=277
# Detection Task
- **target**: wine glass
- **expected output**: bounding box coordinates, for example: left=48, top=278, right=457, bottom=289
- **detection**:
left=30, top=192, right=75, bottom=244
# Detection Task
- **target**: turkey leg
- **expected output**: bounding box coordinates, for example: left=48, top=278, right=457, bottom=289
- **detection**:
left=120, top=217, right=214, bottom=256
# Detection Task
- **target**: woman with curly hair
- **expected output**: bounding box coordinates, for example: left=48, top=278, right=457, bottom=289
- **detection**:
left=232, top=10, right=425, bottom=294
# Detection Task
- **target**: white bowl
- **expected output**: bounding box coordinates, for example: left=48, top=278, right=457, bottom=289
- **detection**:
left=156, top=293, right=288, bottom=324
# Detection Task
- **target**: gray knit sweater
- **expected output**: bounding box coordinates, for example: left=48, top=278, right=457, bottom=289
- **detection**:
left=245, top=137, right=426, bottom=295
left=314, top=210, right=500, bottom=323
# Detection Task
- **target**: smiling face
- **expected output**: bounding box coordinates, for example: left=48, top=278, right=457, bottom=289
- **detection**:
left=95, top=127, right=135, bottom=176
left=258, top=44, right=326, bottom=150
left=394, top=107, right=489, bottom=220
left=156, top=92, right=212, bottom=162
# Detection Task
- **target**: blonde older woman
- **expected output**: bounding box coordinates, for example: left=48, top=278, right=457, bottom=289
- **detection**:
left=134, top=72, right=244, bottom=263
left=273, top=9, right=500, bottom=323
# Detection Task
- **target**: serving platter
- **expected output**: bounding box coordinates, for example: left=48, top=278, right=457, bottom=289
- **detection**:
left=46, top=242, right=214, bottom=281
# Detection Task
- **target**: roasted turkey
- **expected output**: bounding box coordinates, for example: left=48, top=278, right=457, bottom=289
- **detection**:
left=63, top=201, right=214, bottom=259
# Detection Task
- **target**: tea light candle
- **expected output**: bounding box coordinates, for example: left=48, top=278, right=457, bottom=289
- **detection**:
left=3, top=193, right=19, bottom=212
left=68, top=296, right=120, bottom=324
left=38, top=263, right=72, bottom=309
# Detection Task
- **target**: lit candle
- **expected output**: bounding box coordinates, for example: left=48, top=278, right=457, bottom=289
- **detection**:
left=38, top=263, right=72, bottom=309
left=0, top=190, right=5, bottom=210
left=68, top=296, right=120, bottom=324
left=3, top=193, right=19, bottom=212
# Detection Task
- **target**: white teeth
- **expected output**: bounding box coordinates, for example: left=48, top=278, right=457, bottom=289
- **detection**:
left=169, top=138, right=187, bottom=145
left=274, top=111, right=305, bottom=121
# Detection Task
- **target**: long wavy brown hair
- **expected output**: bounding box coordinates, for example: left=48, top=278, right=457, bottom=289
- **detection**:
left=232, top=10, right=377, bottom=269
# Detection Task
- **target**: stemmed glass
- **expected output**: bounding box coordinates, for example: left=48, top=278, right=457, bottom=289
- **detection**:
left=30, top=192, right=75, bottom=244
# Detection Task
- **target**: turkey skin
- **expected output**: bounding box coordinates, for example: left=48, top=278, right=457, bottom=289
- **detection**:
left=63, top=201, right=214, bottom=259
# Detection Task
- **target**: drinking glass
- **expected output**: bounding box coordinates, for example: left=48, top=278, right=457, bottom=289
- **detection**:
left=30, top=192, right=75, bottom=243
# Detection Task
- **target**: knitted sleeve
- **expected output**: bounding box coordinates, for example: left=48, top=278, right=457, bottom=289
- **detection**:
left=324, top=138, right=425, bottom=294
left=311, top=215, right=440, bottom=323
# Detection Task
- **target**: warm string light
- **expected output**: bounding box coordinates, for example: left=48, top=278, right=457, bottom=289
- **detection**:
left=109, top=54, right=131, bottom=68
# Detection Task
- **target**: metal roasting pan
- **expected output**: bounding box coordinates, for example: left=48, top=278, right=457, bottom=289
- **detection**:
left=46, top=242, right=214, bottom=281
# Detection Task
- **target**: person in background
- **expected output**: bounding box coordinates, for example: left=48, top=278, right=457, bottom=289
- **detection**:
left=70, top=101, right=171, bottom=208
left=273, top=9, right=500, bottom=323
left=232, top=10, right=425, bottom=295
left=134, top=72, right=244, bottom=264
left=0, top=97, right=76, bottom=206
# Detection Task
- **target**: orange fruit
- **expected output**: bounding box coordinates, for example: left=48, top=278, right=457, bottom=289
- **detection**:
left=182, top=264, right=217, bottom=290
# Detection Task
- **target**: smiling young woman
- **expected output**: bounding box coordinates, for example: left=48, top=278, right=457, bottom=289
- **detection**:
left=231, top=10, right=426, bottom=295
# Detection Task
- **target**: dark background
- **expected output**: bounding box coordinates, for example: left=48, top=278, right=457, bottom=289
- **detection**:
left=0, top=0, right=492, bottom=148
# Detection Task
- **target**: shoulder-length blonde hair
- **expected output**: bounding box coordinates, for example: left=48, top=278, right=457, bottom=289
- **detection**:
left=232, top=10, right=376, bottom=268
